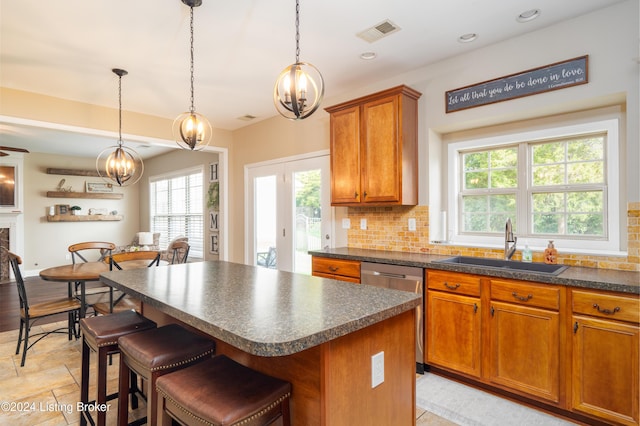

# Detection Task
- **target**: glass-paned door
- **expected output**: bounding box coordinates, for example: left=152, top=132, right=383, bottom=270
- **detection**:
left=247, top=155, right=331, bottom=274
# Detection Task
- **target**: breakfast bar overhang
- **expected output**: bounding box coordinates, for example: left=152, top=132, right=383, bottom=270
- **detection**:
left=100, top=261, right=421, bottom=425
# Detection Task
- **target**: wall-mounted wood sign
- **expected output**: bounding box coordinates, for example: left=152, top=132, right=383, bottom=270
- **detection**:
left=445, top=55, right=588, bottom=113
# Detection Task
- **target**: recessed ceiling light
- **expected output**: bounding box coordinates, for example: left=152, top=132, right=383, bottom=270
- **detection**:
left=458, top=33, right=478, bottom=43
left=517, top=9, right=541, bottom=23
left=360, top=52, right=377, bottom=60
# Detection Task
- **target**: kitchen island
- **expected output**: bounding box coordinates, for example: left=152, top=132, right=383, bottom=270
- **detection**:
left=100, top=260, right=421, bottom=426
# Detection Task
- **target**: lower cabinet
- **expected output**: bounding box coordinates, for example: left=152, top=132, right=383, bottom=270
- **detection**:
left=426, top=270, right=640, bottom=425
left=571, top=289, right=639, bottom=426
left=426, top=270, right=482, bottom=377
left=489, top=301, right=560, bottom=402
left=488, top=279, right=561, bottom=403
left=311, top=256, right=361, bottom=283
left=427, top=290, right=482, bottom=377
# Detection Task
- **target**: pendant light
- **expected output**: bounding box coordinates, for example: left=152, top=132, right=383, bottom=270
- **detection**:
left=273, top=0, right=324, bottom=120
left=96, top=68, right=144, bottom=186
left=173, top=0, right=212, bottom=150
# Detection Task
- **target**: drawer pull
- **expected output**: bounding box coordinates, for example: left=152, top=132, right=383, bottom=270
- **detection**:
left=592, top=303, right=620, bottom=315
left=512, top=292, right=533, bottom=302
left=443, top=282, right=460, bottom=290
left=328, top=266, right=339, bottom=272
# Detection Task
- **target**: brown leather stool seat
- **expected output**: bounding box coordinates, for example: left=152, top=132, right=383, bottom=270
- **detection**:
left=117, top=323, right=216, bottom=426
left=80, top=309, right=157, bottom=426
left=156, top=355, right=292, bottom=426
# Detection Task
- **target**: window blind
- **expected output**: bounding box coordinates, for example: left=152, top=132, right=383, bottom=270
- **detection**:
left=150, top=170, right=204, bottom=258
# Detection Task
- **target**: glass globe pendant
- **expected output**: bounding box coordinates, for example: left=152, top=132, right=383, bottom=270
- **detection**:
left=273, top=0, right=324, bottom=120
left=96, top=68, right=144, bottom=186
left=174, top=0, right=212, bottom=150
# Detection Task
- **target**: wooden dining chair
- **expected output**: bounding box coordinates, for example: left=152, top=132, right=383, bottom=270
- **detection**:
left=168, top=240, right=190, bottom=264
left=68, top=242, right=116, bottom=313
left=7, top=251, right=82, bottom=367
left=93, top=251, right=161, bottom=315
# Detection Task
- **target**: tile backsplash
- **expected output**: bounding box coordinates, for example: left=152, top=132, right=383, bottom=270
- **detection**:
left=346, top=202, right=640, bottom=272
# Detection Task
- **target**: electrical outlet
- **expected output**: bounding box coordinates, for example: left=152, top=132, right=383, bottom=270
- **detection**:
left=371, top=351, right=384, bottom=388
left=65, top=253, right=71, bottom=260
left=408, top=218, right=416, bottom=231
left=342, top=218, right=351, bottom=229
left=360, top=218, right=367, bottom=230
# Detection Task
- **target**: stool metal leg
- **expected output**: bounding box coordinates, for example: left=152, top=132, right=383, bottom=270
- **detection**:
left=80, top=336, right=90, bottom=426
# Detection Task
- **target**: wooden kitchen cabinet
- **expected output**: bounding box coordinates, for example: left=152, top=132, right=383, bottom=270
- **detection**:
left=311, top=256, right=361, bottom=283
left=426, top=270, right=482, bottom=377
left=571, top=289, right=639, bottom=426
left=488, top=279, right=561, bottom=403
left=325, top=85, right=421, bottom=206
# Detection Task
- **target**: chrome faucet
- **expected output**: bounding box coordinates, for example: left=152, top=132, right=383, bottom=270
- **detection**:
left=505, top=218, right=517, bottom=260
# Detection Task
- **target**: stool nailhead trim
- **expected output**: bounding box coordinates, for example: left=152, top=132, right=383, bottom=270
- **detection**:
left=148, top=349, right=215, bottom=373
left=156, top=388, right=291, bottom=426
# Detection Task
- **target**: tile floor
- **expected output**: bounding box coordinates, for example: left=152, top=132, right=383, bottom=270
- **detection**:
left=0, top=321, right=575, bottom=426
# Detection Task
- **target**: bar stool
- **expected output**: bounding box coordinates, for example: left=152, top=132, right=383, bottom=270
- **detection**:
left=79, top=309, right=157, bottom=426
left=117, top=323, right=216, bottom=426
left=156, top=355, right=292, bottom=426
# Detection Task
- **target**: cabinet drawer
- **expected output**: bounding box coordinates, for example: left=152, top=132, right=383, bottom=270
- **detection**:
left=312, top=257, right=361, bottom=280
left=572, top=290, right=640, bottom=324
left=491, top=279, right=560, bottom=310
left=427, top=270, right=480, bottom=296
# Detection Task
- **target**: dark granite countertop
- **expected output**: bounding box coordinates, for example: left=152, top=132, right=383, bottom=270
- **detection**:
left=309, top=247, right=640, bottom=295
left=99, top=260, right=421, bottom=357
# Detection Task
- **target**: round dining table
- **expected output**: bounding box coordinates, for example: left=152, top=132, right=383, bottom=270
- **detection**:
left=39, top=262, right=109, bottom=318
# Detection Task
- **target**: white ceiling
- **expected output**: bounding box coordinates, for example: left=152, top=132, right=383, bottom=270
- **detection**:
left=0, top=0, right=628, bottom=159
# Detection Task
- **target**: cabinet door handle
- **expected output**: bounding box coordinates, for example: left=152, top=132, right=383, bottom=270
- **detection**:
left=443, top=282, right=460, bottom=290
left=473, top=303, right=478, bottom=314
left=573, top=321, right=579, bottom=334
left=363, top=191, right=367, bottom=199
left=354, top=191, right=359, bottom=199
left=592, top=303, right=620, bottom=315
left=512, top=292, right=533, bottom=302
left=490, top=306, right=495, bottom=317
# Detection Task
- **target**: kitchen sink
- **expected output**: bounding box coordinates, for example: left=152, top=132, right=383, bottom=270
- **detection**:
left=433, top=256, right=569, bottom=275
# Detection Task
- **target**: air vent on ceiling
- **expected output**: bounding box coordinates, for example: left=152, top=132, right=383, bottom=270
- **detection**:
left=237, top=114, right=257, bottom=121
left=356, top=20, right=401, bottom=43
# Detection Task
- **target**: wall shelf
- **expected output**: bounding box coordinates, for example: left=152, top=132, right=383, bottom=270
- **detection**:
left=46, top=191, right=123, bottom=200
left=46, top=214, right=123, bottom=222
left=46, top=168, right=100, bottom=177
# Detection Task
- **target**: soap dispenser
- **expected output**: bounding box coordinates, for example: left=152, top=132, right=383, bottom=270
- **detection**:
left=522, top=241, right=532, bottom=263
left=544, top=240, right=557, bottom=264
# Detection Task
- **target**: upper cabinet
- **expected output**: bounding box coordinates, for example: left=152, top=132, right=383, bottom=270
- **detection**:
left=325, top=85, right=421, bottom=206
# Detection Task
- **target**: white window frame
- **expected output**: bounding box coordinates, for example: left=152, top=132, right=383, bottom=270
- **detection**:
left=149, top=165, right=205, bottom=259
left=447, top=119, right=620, bottom=254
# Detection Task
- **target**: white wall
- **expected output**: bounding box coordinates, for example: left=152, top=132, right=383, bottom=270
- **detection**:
left=23, top=152, right=140, bottom=274
left=228, top=0, right=638, bottom=262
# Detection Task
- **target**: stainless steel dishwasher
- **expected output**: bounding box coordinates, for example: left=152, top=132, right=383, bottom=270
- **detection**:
left=360, top=262, right=425, bottom=373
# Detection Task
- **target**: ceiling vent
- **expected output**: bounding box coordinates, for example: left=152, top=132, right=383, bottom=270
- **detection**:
left=237, top=114, right=257, bottom=121
left=356, top=20, right=401, bottom=43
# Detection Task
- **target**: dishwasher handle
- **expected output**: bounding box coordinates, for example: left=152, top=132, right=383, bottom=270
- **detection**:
left=371, top=271, right=407, bottom=280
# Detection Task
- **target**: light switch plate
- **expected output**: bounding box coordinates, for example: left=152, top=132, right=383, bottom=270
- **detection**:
left=342, top=218, right=351, bottom=229
left=360, top=218, right=367, bottom=230
left=408, top=218, right=416, bottom=231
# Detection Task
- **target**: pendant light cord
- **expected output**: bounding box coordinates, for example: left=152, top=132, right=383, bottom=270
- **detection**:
left=189, top=6, right=195, bottom=114
left=295, top=0, right=300, bottom=63
left=118, top=73, right=123, bottom=146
